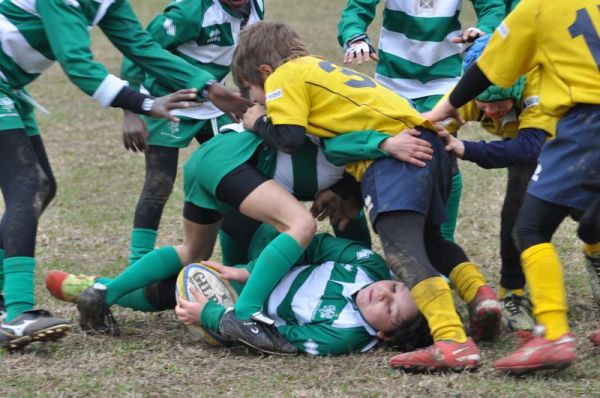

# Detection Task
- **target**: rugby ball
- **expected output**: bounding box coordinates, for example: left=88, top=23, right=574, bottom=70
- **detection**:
left=176, top=262, right=238, bottom=347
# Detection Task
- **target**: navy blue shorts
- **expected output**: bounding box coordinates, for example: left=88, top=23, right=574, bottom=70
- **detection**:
left=528, top=104, right=600, bottom=211
left=361, top=128, right=452, bottom=227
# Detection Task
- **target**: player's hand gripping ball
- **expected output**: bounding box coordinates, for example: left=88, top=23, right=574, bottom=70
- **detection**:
left=176, top=263, right=239, bottom=346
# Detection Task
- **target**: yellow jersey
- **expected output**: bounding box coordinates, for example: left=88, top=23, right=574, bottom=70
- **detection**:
left=264, top=56, right=433, bottom=180
left=477, top=0, right=600, bottom=117
left=445, top=68, right=558, bottom=139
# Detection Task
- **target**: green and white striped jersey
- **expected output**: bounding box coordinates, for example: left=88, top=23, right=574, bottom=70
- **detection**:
left=122, top=0, right=264, bottom=120
left=202, top=231, right=394, bottom=356
left=338, top=0, right=504, bottom=101
left=0, top=0, right=213, bottom=108
left=267, top=234, right=393, bottom=356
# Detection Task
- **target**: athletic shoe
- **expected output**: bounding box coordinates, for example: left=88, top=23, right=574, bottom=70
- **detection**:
left=0, top=309, right=71, bottom=351
left=590, top=326, right=600, bottom=346
left=389, top=337, right=481, bottom=372
left=501, top=292, right=535, bottom=332
left=46, top=270, right=96, bottom=303
left=77, top=284, right=119, bottom=336
left=0, top=294, right=5, bottom=322
left=468, top=285, right=502, bottom=341
left=585, top=253, right=600, bottom=307
left=493, top=326, right=576, bottom=374
left=219, top=309, right=298, bottom=356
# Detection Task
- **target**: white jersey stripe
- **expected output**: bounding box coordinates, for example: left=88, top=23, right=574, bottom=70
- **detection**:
left=375, top=73, right=458, bottom=99
left=267, top=265, right=310, bottom=327
left=10, top=0, right=38, bottom=16
left=0, top=14, right=53, bottom=74
left=315, top=139, right=345, bottom=192
left=385, top=0, right=461, bottom=18
left=379, top=28, right=463, bottom=67
left=92, top=73, right=127, bottom=107
left=290, top=261, right=335, bottom=326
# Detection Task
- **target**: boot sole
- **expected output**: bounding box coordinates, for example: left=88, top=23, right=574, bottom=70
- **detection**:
left=495, top=360, right=573, bottom=375
left=3, top=323, right=72, bottom=352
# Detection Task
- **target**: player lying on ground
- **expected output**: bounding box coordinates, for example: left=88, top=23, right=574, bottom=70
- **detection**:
left=231, top=21, right=502, bottom=372
left=49, top=226, right=433, bottom=356
left=424, top=0, right=600, bottom=374
left=53, top=120, right=429, bottom=354
left=439, top=35, right=558, bottom=332
left=0, top=0, right=218, bottom=350
left=119, top=0, right=260, bottom=268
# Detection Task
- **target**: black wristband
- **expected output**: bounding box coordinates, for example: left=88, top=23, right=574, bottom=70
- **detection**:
left=448, top=63, right=492, bottom=108
left=110, top=86, right=153, bottom=115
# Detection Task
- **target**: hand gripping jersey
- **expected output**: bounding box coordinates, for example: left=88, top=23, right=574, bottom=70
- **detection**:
left=0, top=0, right=212, bottom=107
left=121, top=0, right=264, bottom=119
left=337, top=0, right=505, bottom=100
left=477, top=0, right=600, bottom=117
left=264, top=56, right=434, bottom=180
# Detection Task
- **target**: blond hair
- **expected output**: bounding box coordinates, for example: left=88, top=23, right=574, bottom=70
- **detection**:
left=232, top=22, right=309, bottom=87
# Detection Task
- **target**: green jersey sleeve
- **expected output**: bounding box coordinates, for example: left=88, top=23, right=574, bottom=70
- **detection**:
left=120, top=0, right=212, bottom=90
left=278, top=323, right=377, bottom=356
left=471, top=0, right=505, bottom=34
left=336, top=0, right=380, bottom=46
left=37, top=0, right=125, bottom=103
left=322, top=130, right=390, bottom=166
left=100, top=0, right=214, bottom=95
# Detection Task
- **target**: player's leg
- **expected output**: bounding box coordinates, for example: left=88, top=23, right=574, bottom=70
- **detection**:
left=0, top=127, right=69, bottom=350
left=578, top=180, right=600, bottom=308
left=425, top=224, right=501, bottom=342
left=499, top=164, right=537, bottom=331
left=127, top=145, right=179, bottom=266
left=76, top=202, right=223, bottom=334
left=219, top=208, right=262, bottom=266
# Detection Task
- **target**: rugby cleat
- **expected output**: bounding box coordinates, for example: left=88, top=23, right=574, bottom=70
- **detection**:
left=77, top=284, right=119, bottom=336
left=493, top=326, right=576, bottom=374
left=500, top=291, right=535, bottom=332
left=219, top=309, right=298, bottom=356
left=0, top=309, right=71, bottom=351
left=389, top=338, right=481, bottom=372
left=0, top=294, right=5, bottom=322
left=590, top=326, right=600, bottom=346
left=468, top=285, right=502, bottom=341
left=46, top=270, right=96, bottom=303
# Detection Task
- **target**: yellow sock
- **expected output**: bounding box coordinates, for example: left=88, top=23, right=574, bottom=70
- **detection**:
left=583, top=242, right=600, bottom=257
left=448, top=262, right=486, bottom=304
left=411, top=277, right=467, bottom=343
left=498, top=287, right=526, bottom=298
left=521, top=243, right=569, bottom=340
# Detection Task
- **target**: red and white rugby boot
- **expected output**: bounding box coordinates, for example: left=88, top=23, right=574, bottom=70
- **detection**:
left=389, top=337, right=481, bottom=372
left=468, top=285, right=502, bottom=342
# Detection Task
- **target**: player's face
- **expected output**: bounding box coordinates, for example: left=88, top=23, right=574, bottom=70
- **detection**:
left=219, top=0, right=250, bottom=9
left=355, top=280, right=418, bottom=333
left=475, top=99, right=515, bottom=120
left=249, top=84, right=266, bottom=105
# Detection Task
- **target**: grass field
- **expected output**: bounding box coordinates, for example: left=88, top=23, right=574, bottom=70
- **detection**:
left=2, top=1, right=600, bottom=396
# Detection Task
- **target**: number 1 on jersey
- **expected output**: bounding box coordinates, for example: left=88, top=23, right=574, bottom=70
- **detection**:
left=569, top=6, right=600, bottom=70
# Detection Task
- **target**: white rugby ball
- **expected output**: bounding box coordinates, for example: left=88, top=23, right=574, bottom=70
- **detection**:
left=176, top=262, right=238, bottom=347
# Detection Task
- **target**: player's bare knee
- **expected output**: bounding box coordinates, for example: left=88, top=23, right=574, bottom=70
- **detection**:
left=288, top=213, right=317, bottom=246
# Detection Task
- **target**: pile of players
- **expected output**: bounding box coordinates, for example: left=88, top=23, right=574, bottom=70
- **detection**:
left=0, top=0, right=599, bottom=376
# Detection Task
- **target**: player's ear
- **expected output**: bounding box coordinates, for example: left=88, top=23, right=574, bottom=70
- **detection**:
left=377, top=331, right=392, bottom=341
left=258, top=64, right=274, bottom=78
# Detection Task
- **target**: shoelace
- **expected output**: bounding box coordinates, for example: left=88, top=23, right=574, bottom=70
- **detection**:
left=503, top=296, right=525, bottom=317
left=101, top=306, right=120, bottom=337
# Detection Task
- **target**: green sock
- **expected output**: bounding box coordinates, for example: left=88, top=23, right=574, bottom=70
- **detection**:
left=105, top=246, right=181, bottom=306
left=0, top=248, right=5, bottom=294
left=4, top=257, right=35, bottom=322
left=128, top=228, right=158, bottom=267
left=441, top=170, right=463, bottom=242
left=96, top=277, right=157, bottom=312
left=333, top=210, right=372, bottom=248
left=219, top=229, right=248, bottom=266
left=234, top=233, right=304, bottom=319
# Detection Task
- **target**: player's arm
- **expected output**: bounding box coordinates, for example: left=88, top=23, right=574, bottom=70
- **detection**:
left=337, top=0, right=380, bottom=63
left=278, top=323, right=377, bottom=356
left=248, top=112, right=307, bottom=154
left=471, top=0, right=505, bottom=35
left=120, top=0, right=206, bottom=91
